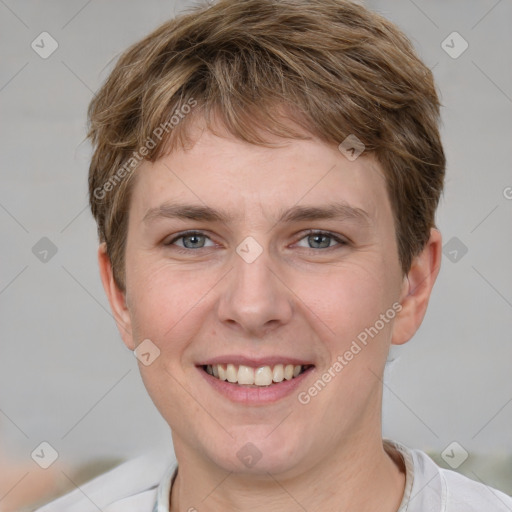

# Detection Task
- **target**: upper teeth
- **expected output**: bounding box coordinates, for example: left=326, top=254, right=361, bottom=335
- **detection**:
left=205, top=364, right=304, bottom=386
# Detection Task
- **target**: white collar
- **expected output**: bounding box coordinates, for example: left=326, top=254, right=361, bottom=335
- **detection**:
left=153, top=462, right=177, bottom=512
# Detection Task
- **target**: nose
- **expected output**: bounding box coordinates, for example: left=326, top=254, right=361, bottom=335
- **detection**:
left=216, top=243, right=293, bottom=338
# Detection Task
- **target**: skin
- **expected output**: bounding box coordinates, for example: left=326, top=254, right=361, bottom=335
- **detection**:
left=98, top=116, right=442, bottom=512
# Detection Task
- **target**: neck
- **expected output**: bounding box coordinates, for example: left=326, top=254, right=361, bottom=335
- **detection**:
left=169, top=431, right=405, bottom=512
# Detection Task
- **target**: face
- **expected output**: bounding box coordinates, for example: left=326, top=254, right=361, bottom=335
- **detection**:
left=105, top=118, right=418, bottom=478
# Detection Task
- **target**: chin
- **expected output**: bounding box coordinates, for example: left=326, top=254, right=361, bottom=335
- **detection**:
left=205, top=427, right=307, bottom=476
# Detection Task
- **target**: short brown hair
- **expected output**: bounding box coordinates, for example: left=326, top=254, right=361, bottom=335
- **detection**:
left=87, top=0, right=445, bottom=292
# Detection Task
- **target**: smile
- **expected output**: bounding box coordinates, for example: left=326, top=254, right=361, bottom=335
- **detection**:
left=202, top=363, right=313, bottom=387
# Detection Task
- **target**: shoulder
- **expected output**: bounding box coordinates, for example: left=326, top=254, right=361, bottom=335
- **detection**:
left=439, top=463, right=512, bottom=511
left=33, top=449, right=175, bottom=512
left=388, top=440, right=512, bottom=512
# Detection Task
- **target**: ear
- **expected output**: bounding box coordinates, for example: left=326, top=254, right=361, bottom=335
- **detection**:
left=97, top=242, right=135, bottom=351
left=391, top=228, right=442, bottom=346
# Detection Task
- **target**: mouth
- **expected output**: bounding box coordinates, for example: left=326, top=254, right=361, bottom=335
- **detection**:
left=201, top=363, right=314, bottom=387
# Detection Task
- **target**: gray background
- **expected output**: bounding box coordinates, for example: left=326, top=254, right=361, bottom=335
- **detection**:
left=1, top=0, right=511, bottom=497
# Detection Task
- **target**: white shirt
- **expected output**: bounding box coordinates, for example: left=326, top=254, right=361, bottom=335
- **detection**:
left=35, top=439, right=512, bottom=511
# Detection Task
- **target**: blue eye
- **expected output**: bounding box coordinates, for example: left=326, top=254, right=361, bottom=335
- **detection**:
left=166, top=231, right=215, bottom=249
left=296, top=231, right=347, bottom=250
left=165, top=230, right=347, bottom=252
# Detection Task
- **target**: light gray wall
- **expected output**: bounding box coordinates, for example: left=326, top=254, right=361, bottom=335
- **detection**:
left=0, top=0, right=510, bottom=480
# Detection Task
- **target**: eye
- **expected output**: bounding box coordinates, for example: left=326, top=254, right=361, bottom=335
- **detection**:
left=295, top=230, right=347, bottom=250
left=164, top=230, right=347, bottom=252
left=165, top=231, right=216, bottom=250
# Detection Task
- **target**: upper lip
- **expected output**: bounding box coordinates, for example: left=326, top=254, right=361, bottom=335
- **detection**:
left=197, top=355, right=314, bottom=367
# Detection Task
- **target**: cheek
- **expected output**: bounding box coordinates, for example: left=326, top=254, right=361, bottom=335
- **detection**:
left=128, top=264, right=208, bottom=411
left=299, top=260, right=395, bottom=343
left=126, top=260, right=217, bottom=354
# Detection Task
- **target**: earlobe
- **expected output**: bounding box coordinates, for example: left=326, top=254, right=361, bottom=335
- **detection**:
left=97, top=243, right=135, bottom=351
left=391, top=228, right=442, bottom=346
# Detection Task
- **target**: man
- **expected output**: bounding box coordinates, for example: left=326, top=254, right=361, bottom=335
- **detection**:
left=36, top=0, right=512, bottom=510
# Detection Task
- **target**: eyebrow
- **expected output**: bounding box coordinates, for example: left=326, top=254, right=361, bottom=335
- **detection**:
left=142, top=201, right=371, bottom=227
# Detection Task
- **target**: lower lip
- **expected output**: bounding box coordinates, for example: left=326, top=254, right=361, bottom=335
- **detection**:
left=197, top=366, right=315, bottom=405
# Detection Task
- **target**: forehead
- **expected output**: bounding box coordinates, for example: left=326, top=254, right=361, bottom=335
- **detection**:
left=129, top=120, right=390, bottom=230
